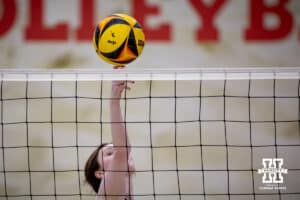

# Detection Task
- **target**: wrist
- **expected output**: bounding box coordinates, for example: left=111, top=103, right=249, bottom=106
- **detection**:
left=111, top=93, right=121, bottom=99
left=110, top=98, right=120, bottom=104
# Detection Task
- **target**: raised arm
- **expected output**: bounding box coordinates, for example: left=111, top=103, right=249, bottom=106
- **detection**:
left=97, top=80, right=135, bottom=199
left=110, top=80, right=132, bottom=155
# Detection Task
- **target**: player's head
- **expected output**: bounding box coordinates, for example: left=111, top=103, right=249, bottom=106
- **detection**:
left=85, top=143, right=135, bottom=193
left=84, top=143, right=109, bottom=193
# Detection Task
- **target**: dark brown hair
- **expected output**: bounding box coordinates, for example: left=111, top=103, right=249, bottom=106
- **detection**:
left=84, top=143, right=109, bottom=193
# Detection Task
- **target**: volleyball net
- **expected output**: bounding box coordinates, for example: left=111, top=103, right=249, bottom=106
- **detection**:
left=0, top=68, right=300, bottom=200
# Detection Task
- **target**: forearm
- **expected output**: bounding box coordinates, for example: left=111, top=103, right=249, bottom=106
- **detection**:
left=110, top=99, right=130, bottom=151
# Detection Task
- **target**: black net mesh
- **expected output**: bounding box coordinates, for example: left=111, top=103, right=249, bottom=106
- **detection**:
left=0, top=70, right=299, bottom=200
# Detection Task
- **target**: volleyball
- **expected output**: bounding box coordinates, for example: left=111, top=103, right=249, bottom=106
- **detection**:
left=93, top=13, right=145, bottom=66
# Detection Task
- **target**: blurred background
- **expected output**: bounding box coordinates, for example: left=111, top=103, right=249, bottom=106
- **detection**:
left=0, top=0, right=300, bottom=69
left=1, top=0, right=300, bottom=199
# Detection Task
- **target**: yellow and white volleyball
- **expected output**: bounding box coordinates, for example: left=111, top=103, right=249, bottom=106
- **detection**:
left=93, top=13, right=145, bottom=66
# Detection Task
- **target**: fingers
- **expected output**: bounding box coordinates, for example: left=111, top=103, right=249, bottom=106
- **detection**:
left=113, top=65, right=125, bottom=69
left=116, top=81, right=134, bottom=90
left=119, top=84, right=131, bottom=91
left=112, top=81, right=135, bottom=96
left=112, top=65, right=134, bottom=85
left=112, top=66, right=135, bottom=95
left=127, top=80, right=135, bottom=84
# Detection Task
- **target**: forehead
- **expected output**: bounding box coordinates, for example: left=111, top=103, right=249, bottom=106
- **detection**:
left=99, top=144, right=113, bottom=153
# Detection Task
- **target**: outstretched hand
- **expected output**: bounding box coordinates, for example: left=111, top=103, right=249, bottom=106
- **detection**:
left=112, top=66, right=134, bottom=99
left=111, top=80, right=135, bottom=99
